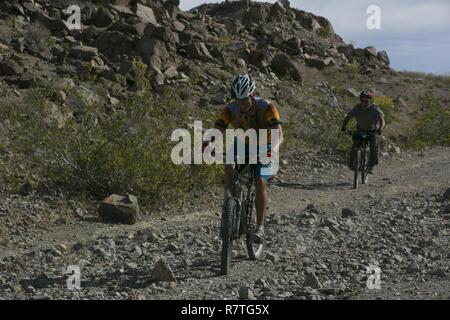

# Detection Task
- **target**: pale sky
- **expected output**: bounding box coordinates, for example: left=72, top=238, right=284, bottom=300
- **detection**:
left=180, top=0, right=450, bottom=75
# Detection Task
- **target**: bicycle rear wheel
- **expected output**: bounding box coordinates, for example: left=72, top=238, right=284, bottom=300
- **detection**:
left=221, top=197, right=238, bottom=275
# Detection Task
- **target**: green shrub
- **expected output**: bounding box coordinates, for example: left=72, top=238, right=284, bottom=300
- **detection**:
left=436, top=75, right=450, bottom=88
left=408, top=91, right=450, bottom=148
left=317, top=27, right=330, bottom=38
left=343, top=63, right=361, bottom=74
left=373, top=95, right=395, bottom=123
left=216, top=36, right=232, bottom=47
left=1, top=73, right=221, bottom=207
left=282, top=96, right=350, bottom=155
left=4, top=16, right=15, bottom=28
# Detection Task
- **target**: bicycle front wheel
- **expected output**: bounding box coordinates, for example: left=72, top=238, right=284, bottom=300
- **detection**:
left=245, top=195, right=265, bottom=260
left=221, top=197, right=238, bottom=275
left=353, top=149, right=360, bottom=189
left=361, top=151, right=369, bottom=184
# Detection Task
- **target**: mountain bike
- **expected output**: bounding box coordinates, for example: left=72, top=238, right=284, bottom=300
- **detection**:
left=220, top=163, right=265, bottom=275
left=345, top=129, right=375, bottom=189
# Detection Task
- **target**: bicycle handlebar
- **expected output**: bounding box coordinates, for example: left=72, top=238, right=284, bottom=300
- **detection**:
left=342, top=128, right=381, bottom=136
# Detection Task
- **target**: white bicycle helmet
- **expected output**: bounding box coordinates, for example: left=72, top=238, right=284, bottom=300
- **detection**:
left=231, top=74, right=256, bottom=100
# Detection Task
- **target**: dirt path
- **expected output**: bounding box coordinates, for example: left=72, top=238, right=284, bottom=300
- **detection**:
left=0, top=147, right=449, bottom=300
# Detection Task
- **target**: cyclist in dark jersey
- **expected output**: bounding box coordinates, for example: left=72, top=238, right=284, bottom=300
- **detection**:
left=341, top=90, right=386, bottom=173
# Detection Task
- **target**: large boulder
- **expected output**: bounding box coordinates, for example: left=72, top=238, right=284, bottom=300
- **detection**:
left=270, top=53, right=302, bottom=82
left=66, top=84, right=106, bottom=112
left=270, top=31, right=285, bottom=48
left=148, top=66, right=165, bottom=85
left=296, top=14, right=316, bottom=32
left=337, top=44, right=355, bottom=61
left=152, top=258, right=177, bottom=282
left=249, top=49, right=272, bottom=70
left=189, top=16, right=207, bottom=33
left=94, top=31, right=134, bottom=58
left=204, top=0, right=249, bottom=22
left=223, top=18, right=243, bottom=34
left=341, top=208, right=357, bottom=218
left=152, top=26, right=178, bottom=46
left=279, top=0, right=291, bottom=8
left=70, top=45, right=99, bottom=61
left=163, top=65, right=178, bottom=79
left=22, top=2, right=42, bottom=14
left=18, top=71, right=36, bottom=89
left=303, top=269, right=322, bottom=289
left=377, top=50, right=390, bottom=65
left=269, top=1, right=287, bottom=22
left=302, top=40, right=329, bottom=57
left=98, top=194, right=139, bottom=225
left=136, top=37, right=170, bottom=70
left=110, top=20, right=147, bottom=38
left=275, top=83, right=298, bottom=101
left=440, top=203, right=450, bottom=215
left=36, top=12, right=66, bottom=33
left=172, top=20, right=185, bottom=32
left=165, top=0, right=180, bottom=20
left=443, top=188, right=450, bottom=202
left=311, top=19, right=322, bottom=34
left=315, top=16, right=335, bottom=35
left=43, top=101, right=69, bottom=128
left=93, top=7, right=115, bottom=28
left=306, top=57, right=335, bottom=70
left=247, top=4, right=269, bottom=22
left=0, top=59, right=23, bottom=76
left=131, top=3, right=159, bottom=26
left=351, top=48, right=366, bottom=64
left=183, top=42, right=215, bottom=62
left=364, top=46, right=378, bottom=58
left=285, top=37, right=302, bottom=56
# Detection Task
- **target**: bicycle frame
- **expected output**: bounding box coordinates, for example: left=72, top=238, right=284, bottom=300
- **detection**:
left=346, top=129, right=375, bottom=188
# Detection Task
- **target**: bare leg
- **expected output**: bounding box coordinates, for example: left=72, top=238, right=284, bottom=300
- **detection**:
left=255, top=177, right=268, bottom=226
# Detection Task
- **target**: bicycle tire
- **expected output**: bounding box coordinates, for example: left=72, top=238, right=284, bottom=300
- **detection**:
left=361, top=150, right=368, bottom=184
left=220, top=197, right=237, bottom=275
left=245, top=192, right=265, bottom=260
left=353, top=149, right=360, bottom=189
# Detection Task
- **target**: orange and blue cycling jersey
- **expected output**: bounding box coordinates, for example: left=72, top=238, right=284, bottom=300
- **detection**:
left=214, top=97, right=282, bottom=137
left=214, top=97, right=282, bottom=181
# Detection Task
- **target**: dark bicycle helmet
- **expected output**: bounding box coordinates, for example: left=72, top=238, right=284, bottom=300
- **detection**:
left=360, top=90, right=374, bottom=100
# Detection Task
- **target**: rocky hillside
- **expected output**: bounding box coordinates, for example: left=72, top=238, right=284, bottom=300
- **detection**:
left=0, top=0, right=447, bottom=147
left=0, top=0, right=392, bottom=102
